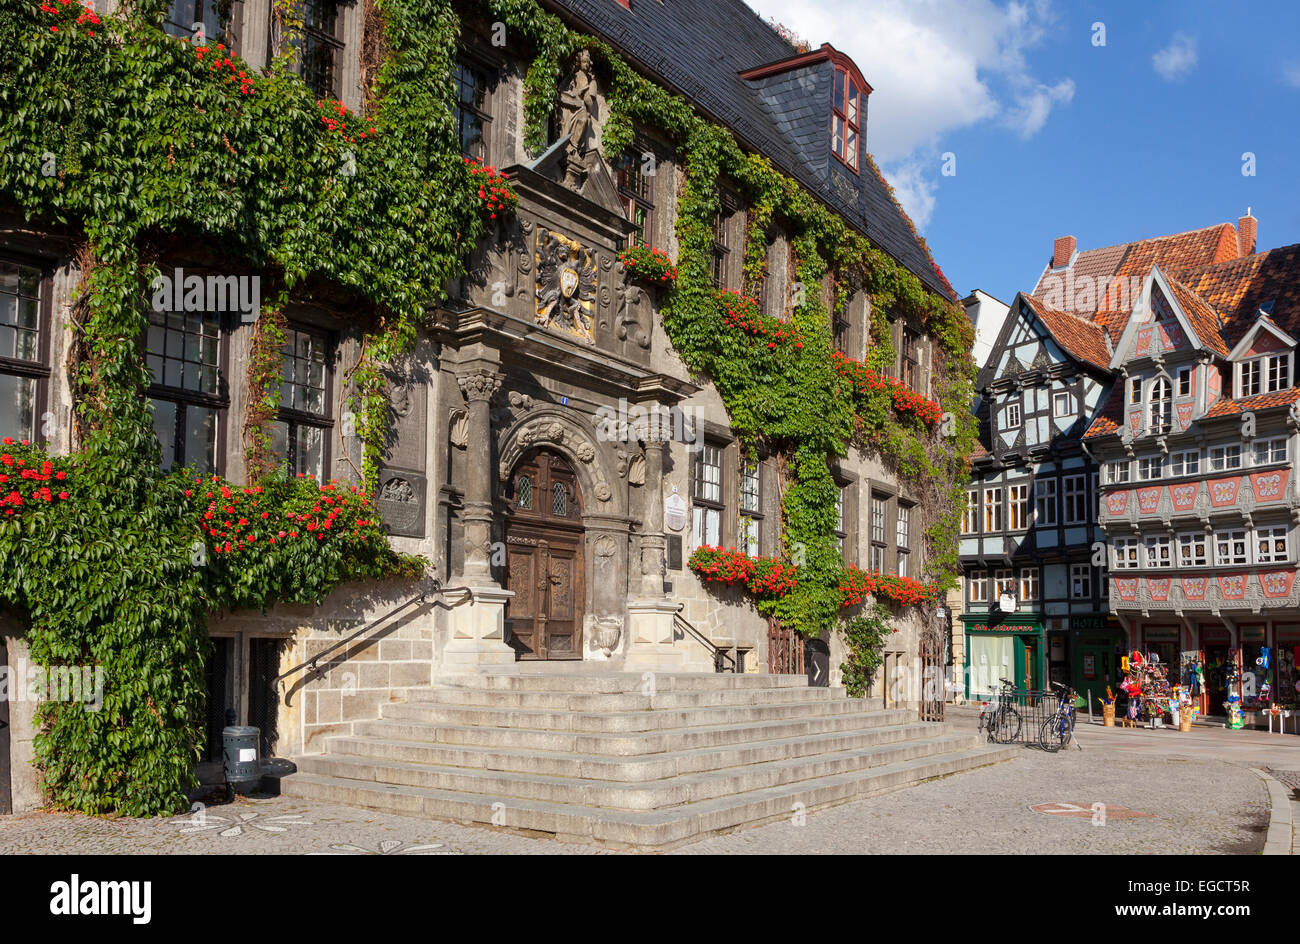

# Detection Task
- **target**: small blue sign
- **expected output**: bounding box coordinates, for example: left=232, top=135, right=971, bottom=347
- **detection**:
left=560, top=396, right=569, bottom=405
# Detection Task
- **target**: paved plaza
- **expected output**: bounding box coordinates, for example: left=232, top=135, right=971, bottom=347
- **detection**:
left=1, top=713, right=1293, bottom=855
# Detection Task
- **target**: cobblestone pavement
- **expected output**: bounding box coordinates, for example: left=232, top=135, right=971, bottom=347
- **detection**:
left=0, top=736, right=1270, bottom=854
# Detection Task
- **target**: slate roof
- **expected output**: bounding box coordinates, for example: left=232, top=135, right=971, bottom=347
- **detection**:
left=1020, top=294, right=1112, bottom=371
left=541, top=0, right=953, bottom=298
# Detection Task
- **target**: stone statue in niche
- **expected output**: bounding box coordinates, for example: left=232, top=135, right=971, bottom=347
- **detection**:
left=535, top=229, right=598, bottom=344
left=560, top=49, right=598, bottom=190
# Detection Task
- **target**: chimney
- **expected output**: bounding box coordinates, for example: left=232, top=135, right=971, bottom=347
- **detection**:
left=1053, top=235, right=1076, bottom=269
left=1237, top=210, right=1257, bottom=257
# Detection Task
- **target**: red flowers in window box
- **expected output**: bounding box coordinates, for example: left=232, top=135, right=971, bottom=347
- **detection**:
left=830, top=351, right=943, bottom=425
left=464, top=158, right=518, bottom=221
left=838, top=565, right=935, bottom=608
left=619, top=245, right=678, bottom=284
left=715, top=290, right=805, bottom=351
left=687, top=545, right=798, bottom=599
left=0, top=441, right=71, bottom=518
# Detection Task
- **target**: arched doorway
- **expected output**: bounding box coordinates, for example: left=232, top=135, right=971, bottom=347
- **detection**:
left=503, top=448, right=585, bottom=660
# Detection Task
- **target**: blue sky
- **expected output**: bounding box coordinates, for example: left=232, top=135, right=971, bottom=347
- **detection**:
left=746, top=0, right=1300, bottom=305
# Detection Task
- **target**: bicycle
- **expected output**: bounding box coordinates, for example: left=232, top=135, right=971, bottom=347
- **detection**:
left=982, top=678, right=1022, bottom=744
left=1038, top=682, right=1078, bottom=752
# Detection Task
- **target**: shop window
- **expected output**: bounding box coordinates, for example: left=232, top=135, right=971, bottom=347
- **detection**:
left=1034, top=478, right=1056, bottom=526
left=146, top=308, right=226, bottom=473
left=0, top=254, right=49, bottom=443
left=738, top=456, right=762, bottom=557
left=616, top=145, right=655, bottom=247
left=454, top=57, right=492, bottom=162
left=269, top=324, right=332, bottom=481
left=691, top=441, right=724, bottom=548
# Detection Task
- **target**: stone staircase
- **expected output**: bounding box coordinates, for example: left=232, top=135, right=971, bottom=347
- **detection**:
left=281, top=671, right=1015, bottom=850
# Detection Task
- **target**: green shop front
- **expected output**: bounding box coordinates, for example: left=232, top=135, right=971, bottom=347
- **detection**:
left=1067, top=615, right=1127, bottom=708
left=963, top=616, right=1046, bottom=698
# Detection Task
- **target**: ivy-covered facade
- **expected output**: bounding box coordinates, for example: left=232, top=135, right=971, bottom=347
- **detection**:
left=0, top=0, right=973, bottom=816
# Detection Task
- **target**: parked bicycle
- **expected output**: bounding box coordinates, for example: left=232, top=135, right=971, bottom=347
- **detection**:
left=980, top=678, right=1022, bottom=744
left=1038, top=681, right=1078, bottom=752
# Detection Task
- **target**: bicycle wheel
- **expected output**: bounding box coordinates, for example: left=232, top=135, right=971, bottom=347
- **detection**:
left=1039, top=715, right=1069, bottom=752
left=993, top=706, right=1021, bottom=743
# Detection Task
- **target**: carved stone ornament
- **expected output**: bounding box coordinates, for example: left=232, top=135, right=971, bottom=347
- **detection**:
left=387, top=376, right=416, bottom=417
left=589, top=615, right=622, bottom=656
left=627, top=453, right=646, bottom=486
left=508, top=391, right=535, bottom=411
left=448, top=409, right=469, bottom=448
left=535, top=229, right=598, bottom=344
left=457, top=368, right=502, bottom=403
left=594, top=534, right=616, bottom=558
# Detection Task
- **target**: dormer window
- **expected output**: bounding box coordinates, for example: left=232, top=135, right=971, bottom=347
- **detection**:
left=1148, top=376, right=1171, bottom=434
left=831, top=67, right=861, bottom=172
left=1237, top=352, right=1290, bottom=398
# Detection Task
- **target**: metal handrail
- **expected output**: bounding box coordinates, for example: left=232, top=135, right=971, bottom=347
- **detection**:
left=673, top=612, right=743, bottom=673
left=271, top=585, right=474, bottom=702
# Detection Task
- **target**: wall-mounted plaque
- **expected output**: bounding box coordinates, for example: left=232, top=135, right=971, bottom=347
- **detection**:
left=664, top=489, right=687, bottom=532
left=376, top=469, right=426, bottom=538
left=666, top=535, right=682, bottom=572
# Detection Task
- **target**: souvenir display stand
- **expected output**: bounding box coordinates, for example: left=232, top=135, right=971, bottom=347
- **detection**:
left=1118, top=651, right=1198, bottom=729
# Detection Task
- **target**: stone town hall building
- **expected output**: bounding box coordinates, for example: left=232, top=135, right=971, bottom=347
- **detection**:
left=0, top=0, right=982, bottom=838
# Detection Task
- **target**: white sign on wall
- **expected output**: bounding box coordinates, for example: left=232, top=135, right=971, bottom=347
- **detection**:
left=664, top=487, right=687, bottom=532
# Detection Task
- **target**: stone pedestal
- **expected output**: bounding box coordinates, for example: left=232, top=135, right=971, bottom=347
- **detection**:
left=622, top=599, right=686, bottom=671
left=442, top=583, right=517, bottom=669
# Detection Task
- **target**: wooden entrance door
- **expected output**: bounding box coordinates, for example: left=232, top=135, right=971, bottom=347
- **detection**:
left=504, top=449, right=585, bottom=660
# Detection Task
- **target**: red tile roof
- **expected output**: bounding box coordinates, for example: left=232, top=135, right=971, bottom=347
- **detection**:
left=1171, top=244, right=1300, bottom=351
left=1203, top=387, right=1300, bottom=418
left=1164, top=275, right=1229, bottom=357
left=1082, top=384, right=1125, bottom=440
left=1021, top=294, right=1112, bottom=370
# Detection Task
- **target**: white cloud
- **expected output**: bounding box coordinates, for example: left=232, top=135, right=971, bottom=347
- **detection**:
left=1284, top=63, right=1300, bottom=88
left=879, top=159, right=938, bottom=230
left=746, top=0, right=1072, bottom=231
left=747, top=0, right=1072, bottom=162
left=1152, top=33, right=1198, bottom=81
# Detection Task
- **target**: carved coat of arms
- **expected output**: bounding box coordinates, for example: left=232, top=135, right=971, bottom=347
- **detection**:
left=535, top=229, right=598, bottom=343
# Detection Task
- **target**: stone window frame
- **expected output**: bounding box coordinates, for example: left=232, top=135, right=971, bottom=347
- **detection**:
left=737, top=449, right=763, bottom=558
left=271, top=320, right=335, bottom=482
left=616, top=134, right=657, bottom=248
left=453, top=50, right=498, bottom=163
left=0, top=247, right=53, bottom=446
left=143, top=303, right=231, bottom=475
left=711, top=190, right=740, bottom=291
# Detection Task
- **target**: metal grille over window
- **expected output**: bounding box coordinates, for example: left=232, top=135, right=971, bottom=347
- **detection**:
left=516, top=474, right=532, bottom=510
left=146, top=308, right=224, bottom=473
left=0, top=257, right=44, bottom=442
left=551, top=481, right=567, bottom=517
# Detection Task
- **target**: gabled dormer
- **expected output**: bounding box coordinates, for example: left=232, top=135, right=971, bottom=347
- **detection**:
left=741, top=44, right=872, bottom=205
left=1226, top=314, right=1294, bottom=399
left=1108, top=267, right=1229, bottom=440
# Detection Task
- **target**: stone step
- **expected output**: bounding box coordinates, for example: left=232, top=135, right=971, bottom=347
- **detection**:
left=407, top=684, right=843, bottom=712
left=356, top=707, right=916, bottom=756
left=325, top=720, right=947, bottom=782
left=281, top=744, right=1017, bottom=850
left=292, top=731, right=983, bottom=811
left=436, top=671, right=812, bottom=693
left=380, top=695, right=897, bottom=734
